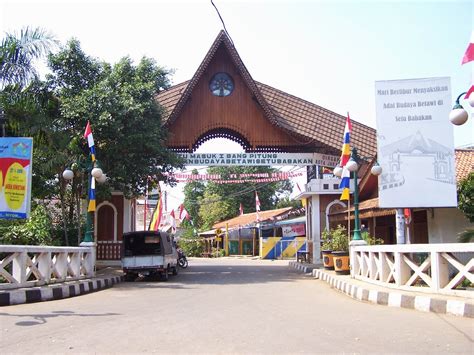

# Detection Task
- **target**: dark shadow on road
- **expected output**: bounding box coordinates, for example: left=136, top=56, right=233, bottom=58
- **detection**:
left=0, top=310, right=121, bottom=326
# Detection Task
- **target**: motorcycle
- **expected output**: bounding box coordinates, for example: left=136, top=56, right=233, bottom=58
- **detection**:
left=177, top=248, right=188, bottom=268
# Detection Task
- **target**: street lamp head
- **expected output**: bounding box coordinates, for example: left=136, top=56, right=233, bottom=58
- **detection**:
left=371, top=162, right=383, bottom=176
left=346, top=158, right=358, bottom=172
left=96, top=173, right=107, bottom=184
left=91, top=166, right=103, bottom=178
left=333, top=165, right=343, bottom=177
left=449, top=104, right=469, bottom=126
left=62, top=168, right=74, bottom=181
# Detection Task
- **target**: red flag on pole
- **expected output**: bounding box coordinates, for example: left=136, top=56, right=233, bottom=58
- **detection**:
left=170, top=209, right=177, bottom=233
left=255, top=192, right=261, bottom=222
left=462, top=31, right=474, bottom=65
left=178, top=204, right=190, bottom=222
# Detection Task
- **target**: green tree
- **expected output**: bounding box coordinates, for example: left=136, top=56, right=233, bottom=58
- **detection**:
left=182, top=169, right=205, bottom=227
left=0, top=26, right=57, bottom=88
left=1, top=39, right=182, bottom=246
left=48, top=41, right=181, bottom=197
left=198, top=191, right=233, bottom=230
left=458, top=172, right=474, bottom=223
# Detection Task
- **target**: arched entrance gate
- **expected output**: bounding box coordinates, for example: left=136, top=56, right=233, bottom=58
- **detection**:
left=95, top=30, right=377, bottom=264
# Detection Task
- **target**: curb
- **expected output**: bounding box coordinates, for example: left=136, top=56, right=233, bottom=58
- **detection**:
left=0, top=275, right=124, bottom=307
left=289, top=261, right=473, bottom=318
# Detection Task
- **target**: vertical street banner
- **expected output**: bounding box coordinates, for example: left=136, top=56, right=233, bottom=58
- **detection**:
left=0, top=137, right=34, bottom=219
left=375, top=77, right=457, bottom=208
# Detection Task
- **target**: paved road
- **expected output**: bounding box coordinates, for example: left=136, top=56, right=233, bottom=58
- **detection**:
left=1, top=258, right=473, bottom=354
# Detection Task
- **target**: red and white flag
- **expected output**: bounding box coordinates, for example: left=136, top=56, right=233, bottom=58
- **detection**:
left=255, top=192, right=261, bottom=222
left=462, top=31, right=474, bottom=65
left=169, top=209, right=177, bottom=232
left=178, top=204, right=190, bottom=222
left=239, top=203, right=244, bottom=216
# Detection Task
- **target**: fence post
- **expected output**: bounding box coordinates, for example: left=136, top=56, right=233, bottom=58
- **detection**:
left=431, top=250, right=449, bottom=291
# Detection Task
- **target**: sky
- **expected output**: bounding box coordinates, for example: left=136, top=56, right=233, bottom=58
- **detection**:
left=1, top=0, right=473, bottom=211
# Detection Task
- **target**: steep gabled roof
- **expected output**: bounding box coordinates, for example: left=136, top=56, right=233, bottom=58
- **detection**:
left=157, top=80, right=377, bottom=158
left=156, top=31, right=377, bottom=158
left=161, top=30, right=279, bottom=129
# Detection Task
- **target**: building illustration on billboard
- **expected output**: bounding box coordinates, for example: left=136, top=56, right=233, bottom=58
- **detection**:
left=375, top=77, right=457, bottom=208
left=379, top=130, right=455, bottom=192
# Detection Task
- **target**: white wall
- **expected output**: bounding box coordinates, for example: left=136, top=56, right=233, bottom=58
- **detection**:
left=311, top=194, right=322, bottom=264
left=428, top=208, right=473, bottom=243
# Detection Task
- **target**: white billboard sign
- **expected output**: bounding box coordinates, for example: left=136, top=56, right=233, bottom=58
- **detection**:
left=177, top=152, right=339, bottom=167
left=375, top=77, right=457, bottom=208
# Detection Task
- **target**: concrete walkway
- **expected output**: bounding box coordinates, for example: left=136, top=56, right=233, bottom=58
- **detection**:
left=0, top=266, right=123, bottom=306
left=289, top=261, right=474, bottom=318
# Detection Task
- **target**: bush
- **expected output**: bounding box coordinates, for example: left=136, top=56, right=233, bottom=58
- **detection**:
left=331, top=225, right=349, bottom=252
left=0, top=205, right=55, bottom=245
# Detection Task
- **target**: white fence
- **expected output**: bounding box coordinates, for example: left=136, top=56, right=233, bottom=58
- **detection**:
left=0, top=245, right=95, bottom=290
left=351, top=243, right=474, bottom=298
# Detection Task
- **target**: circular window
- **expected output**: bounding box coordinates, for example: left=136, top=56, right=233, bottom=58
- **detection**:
left=209, top=72, right=234, bottom=97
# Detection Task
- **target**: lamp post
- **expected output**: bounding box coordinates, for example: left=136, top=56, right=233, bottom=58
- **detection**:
left=63, top=160, right=106, bottom=245
left=334, top=147, right=382, bottom=241
left=449, top=89, right=474, bottom=125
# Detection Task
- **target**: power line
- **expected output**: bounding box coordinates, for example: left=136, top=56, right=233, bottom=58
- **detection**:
left=210, top=0, right=235, bottom=47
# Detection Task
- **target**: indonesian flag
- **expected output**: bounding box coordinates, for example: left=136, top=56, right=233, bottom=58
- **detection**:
left=83, top=121, right=96, bottom=162
left=255, top=192, right=261, bottom=222
left=462, top=31, right=474, bottom=65
left=178, top=204, right=190, bottom=222
left=239, top=203, right=244, bottom=216
left=170, top=209, right=177, bottom=233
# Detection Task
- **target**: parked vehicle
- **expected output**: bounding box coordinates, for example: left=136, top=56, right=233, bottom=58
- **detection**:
left=177, top=248, right=188, bottom=268
left=122, top=231, right=178, bottom=281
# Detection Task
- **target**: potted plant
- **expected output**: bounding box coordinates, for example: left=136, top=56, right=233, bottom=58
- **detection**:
left=331, top=225, right=350, bottom=275
left=362, top=231, right=385, bottom=245
left=321, top=228, right=334, bottom=270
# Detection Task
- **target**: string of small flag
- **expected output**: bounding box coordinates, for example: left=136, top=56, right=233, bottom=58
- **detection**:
left=164, top=171, right=303, bottom=182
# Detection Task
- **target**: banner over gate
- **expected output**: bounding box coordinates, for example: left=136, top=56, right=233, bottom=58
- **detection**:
left=177, top=152, right=339, bottom=167
left=0, top=137, right=33, bottom=219
left=375, top=77, right=457, bottom=208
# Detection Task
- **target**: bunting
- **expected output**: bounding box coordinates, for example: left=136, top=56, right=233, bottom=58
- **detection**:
left=83, top=121, right=96, bottom=162
left=339, top=113, right=352, bottom=201
left=149, top=193, right=163, bottom=231
left=255, top=191, right=261, bottom=222
left=87, top=175, right=96, bottom=212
